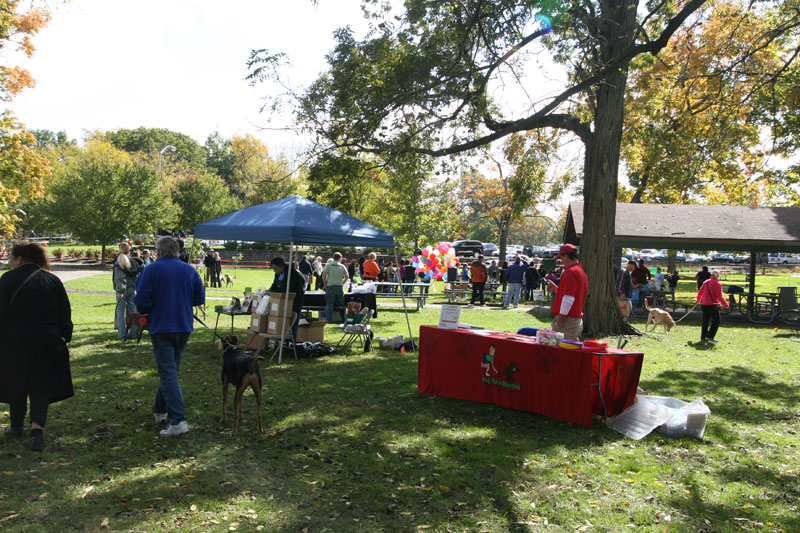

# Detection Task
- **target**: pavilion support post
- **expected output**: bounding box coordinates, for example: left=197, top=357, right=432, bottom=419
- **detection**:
left=748, top=251, right=757, bottom=315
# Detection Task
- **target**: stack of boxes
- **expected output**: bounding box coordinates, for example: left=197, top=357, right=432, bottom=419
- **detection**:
left=245, top=291, right=326, bottom=348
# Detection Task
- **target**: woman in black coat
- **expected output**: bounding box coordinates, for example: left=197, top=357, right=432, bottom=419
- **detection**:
left=0, top=243, right=73, bottom=451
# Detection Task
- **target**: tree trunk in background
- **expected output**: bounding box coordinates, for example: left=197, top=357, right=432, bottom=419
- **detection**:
left=580, top=0, right=638, bottom=337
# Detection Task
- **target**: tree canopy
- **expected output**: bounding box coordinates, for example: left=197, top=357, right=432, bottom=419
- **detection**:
left=251, top=0, right=799, bottom=334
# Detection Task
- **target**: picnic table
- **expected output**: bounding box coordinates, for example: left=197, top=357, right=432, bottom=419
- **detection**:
left=727, top=292, right=781, bottom=323
left=353, top=282, right=431, bottom=310
left=631, top=288, right=676, bottom=316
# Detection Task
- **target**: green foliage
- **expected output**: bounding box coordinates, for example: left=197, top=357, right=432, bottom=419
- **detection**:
left=171, top=173, right=241, bottom=231
left=104, top=127, right=207, bottom=169
left=306, top=152, right=380, bottom=218
left=204, top=131, right=235, bottom=182
left=47, top=157, right=177, bottom=249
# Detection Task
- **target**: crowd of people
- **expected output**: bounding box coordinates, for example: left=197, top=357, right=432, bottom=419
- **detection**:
left=1, top=237, right=744, bottom=450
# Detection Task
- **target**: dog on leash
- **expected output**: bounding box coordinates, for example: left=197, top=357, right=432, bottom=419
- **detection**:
left=645, top=301, right=676, bottom=333
left=124, top=312, right=146, bottom=343
left=223, top=273, right=233, bottom=287
left=219, top=335, right=264, bottom=435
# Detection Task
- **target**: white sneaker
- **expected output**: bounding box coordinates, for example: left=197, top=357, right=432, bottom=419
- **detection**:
left=159, top=421, right=188, bottom=437
left=154, top=413, right=168, bottom=424
left=705, top=338, right=719, bottom=344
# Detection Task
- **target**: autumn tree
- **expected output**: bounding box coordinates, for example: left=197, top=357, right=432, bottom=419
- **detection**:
left=0, top=0, right=51, bottom=237
left=621, top=0, right=799, bottom=206
left=227, top=134, right=301, bottom=204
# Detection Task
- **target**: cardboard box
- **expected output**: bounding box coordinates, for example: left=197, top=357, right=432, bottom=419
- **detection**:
left=296, top=319, right=326, bottom=343
left=251, top=313, right=269, bottom=333
left=244, top=331, right=264, bottom=350
left=266, top=314, right=294, bottom=336
left=268, top=291, right=295, bottom=316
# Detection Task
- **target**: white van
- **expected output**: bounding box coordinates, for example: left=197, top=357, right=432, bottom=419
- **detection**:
left=768, top=253, right=800, bottom=265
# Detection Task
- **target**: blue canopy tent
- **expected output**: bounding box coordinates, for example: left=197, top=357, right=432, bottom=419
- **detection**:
left=193, top=195, right=414, bottom=362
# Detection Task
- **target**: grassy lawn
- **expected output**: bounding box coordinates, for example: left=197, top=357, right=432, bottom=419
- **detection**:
left=0, top=273, right=798, bottom=531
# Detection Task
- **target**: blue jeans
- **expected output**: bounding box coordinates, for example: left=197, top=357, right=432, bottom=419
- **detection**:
left=151, top=332, right=190, bottom=424
left=504, top=283, right=523, bottom=307
left=116, top=289, right=137, bottom=339
left=325, top=285, right=345, bottom=323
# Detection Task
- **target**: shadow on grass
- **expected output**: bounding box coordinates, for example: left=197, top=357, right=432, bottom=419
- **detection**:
left=2, top=314, right=797, bottom=531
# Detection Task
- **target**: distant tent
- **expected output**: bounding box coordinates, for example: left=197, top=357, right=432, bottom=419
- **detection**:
left=194, top=196, right=411, bottom=362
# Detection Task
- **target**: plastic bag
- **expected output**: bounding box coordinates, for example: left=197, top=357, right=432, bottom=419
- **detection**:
left=606, top=394, right=710, bottom=440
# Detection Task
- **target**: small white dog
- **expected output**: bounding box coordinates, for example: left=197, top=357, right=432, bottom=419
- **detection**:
left=645, top=301, right=676, bottom=333
left=223, top=273, right=233, bottom=287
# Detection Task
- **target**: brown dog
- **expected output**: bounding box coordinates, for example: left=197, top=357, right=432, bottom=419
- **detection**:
left=219, top=335, right=264, bottom=435
left=645, top=301, right=676, bottom=333
left=124, top=312, right=146, bottom=343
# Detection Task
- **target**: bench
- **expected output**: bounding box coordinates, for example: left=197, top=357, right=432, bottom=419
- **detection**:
left=444, top=289, right=507, bottom=304
left=373, top=292, right=428, bottom=310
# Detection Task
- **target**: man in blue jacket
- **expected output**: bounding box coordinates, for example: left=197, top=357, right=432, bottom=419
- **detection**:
left=503, top=256, right=527, bottom=309
left=134, top=237, right=205, bottom=437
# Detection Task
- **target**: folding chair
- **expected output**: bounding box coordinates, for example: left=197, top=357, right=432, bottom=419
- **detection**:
left=251, top=312, right=298, bottom=362
left=337, top=307, right=374, bottom=352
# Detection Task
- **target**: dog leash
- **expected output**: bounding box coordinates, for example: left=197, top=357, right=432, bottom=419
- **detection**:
left=674, top=301, right=699, bottom=324
left=193, top=314, right=227, bottom=342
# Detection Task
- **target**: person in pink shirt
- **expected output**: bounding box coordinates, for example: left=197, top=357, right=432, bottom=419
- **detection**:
left=696, top=269, right=729, bottom=343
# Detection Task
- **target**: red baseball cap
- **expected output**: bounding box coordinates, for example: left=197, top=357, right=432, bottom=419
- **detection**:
left=555, top=243, right=578, bottom=260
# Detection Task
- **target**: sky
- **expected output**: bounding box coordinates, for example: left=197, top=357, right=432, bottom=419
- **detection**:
left=9, top=0, right=374, bottom=156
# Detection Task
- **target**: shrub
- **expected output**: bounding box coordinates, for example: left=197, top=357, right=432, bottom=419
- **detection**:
left=223, top=241, right=239, bottom=251
left=52, top=249, right=63, bottom=259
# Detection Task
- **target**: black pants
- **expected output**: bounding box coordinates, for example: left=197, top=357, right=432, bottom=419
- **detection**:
left=9, top=393, right=49, bottom=428
left=470, top=282, right=485, bottom=305
left=701, top=304, right=721, bottom=340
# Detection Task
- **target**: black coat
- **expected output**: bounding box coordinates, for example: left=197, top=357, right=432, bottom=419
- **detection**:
left=0, top=264, right=74, bottom=404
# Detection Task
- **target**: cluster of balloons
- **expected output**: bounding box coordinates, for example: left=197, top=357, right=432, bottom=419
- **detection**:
left=410, top=243, right=458, bottom=280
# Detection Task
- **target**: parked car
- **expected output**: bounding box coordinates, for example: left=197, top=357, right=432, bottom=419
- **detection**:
left=710, top=252, right=734, bottom=263
left=635, top=249, right=658, bottom=261
left=732, top=254, right=750, bottom=264
left=523, top=245, right=546, bottom=257
left=686, top=253, right=711, bottom=262
left=482, top=243, right=499, bottom=256
left=542, top=246, right=561, bottom=259
left=452, top=239, right=484, bottom=258
left=653, top=249, right=668, bottom=261
left=768, top=253, right=800, bottom=265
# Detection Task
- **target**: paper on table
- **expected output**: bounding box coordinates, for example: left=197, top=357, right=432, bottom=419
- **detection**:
left=438, top=305, right=462, bottom=329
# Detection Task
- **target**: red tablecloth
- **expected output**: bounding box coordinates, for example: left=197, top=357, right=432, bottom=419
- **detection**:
left=417, top=326, right=643, bottom=427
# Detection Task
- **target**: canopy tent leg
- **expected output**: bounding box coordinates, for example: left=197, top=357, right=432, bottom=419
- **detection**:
left=393, top=247, right=415, bottom=351
left=748, top=251, right=757, bottom=316
left=277, top=242, right=295, bottom=365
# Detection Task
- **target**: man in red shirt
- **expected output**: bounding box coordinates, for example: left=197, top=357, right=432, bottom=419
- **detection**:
left=546, top=244, right=588, bottom=340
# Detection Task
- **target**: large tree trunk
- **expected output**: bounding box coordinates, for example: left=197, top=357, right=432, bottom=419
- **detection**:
left=580, top=0, right=638, bottom=337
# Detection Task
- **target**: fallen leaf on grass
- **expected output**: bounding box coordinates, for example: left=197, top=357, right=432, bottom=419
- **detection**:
left=100, top=517, right=109, bottom=528
left=0, top=514, right=21, bottom=524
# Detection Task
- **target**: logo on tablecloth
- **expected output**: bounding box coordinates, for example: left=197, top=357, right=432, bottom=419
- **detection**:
left=480, top=345, right=521, bottom=390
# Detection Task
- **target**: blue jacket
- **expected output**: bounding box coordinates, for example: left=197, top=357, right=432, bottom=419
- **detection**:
left=506, top=263, right=526, bottom=284
left=134, top=257, right=205, bottom=334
